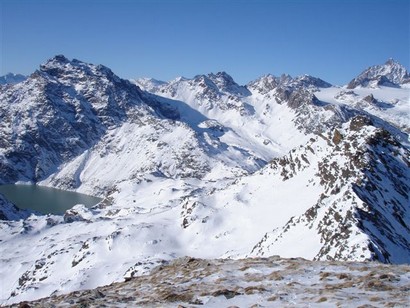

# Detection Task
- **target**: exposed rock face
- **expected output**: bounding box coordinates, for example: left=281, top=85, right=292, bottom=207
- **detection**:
left=63, top=204, right=93, bottom=223
left=275, top=86, right=320, bottom=109
left=349, top=115, right=373, bottom=131
left=332, top=128, right=343, bottom=145
left=7, top=256, right=410, bottom=308
left=347, top=58, right=410, bottom=88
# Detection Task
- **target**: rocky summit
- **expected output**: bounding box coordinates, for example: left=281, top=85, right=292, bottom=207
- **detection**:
left=0, top=56, right=409, bottom=305
left=347, top=58, right=410, bottom=89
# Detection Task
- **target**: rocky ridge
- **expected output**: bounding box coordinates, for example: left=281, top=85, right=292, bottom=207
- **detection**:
left=250, top=118, right=410, bottom=263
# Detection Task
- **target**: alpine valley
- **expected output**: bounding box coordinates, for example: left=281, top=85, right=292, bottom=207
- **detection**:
left=0, top=56, right=409, bottom=305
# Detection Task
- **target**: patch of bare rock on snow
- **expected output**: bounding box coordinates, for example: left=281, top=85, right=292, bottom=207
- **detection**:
left=9, top=256, right=410, bottom=307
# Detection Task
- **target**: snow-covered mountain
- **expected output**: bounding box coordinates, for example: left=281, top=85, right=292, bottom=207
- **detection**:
left=0, top=73, right=27, bottom=85
left=0, top=55, right=264, bottom=193
left=0, top=56, right=409, bottom=305
left=347, top=58, right=410, bottom=89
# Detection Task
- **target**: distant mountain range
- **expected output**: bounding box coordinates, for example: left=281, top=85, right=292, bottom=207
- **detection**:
left=0, top=73, right=27, bottom=85
left=0, top=56, right=409, bottom=305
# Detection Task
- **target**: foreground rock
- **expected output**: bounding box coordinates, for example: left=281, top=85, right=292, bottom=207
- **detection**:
left=9, top=256, right=410, bottom=307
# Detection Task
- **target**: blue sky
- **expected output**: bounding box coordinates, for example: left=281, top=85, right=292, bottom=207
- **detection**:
left=1, top=0, right=409, bottom=85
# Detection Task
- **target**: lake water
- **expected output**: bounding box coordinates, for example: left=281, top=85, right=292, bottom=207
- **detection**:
left=0, top=184, right=102, bottom=215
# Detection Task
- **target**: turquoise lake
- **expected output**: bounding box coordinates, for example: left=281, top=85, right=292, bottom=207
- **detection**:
left=0, top=184, right=102, bottom=215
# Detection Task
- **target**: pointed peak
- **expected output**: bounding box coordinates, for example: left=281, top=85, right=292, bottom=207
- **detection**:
left=53, top=54, right=69, bottom=62
left=47, top=54, right=70, bottom=65
left=40, top=55, right=73, bottom=72
left=347, top=59, right=410, bottom=88
left=207, top=71, right=236, bottom=83
left=279, top=73, right=293, bottom=84
left=214, top=71, right=233, bottom=79
left=385, top=58, right=398, bottom=66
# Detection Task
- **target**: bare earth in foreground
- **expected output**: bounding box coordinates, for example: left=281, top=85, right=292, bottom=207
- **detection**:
left=8, top=256, right=410, bottom=307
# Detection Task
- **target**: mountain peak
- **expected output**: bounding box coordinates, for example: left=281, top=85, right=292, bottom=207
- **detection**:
left=38, top=55, right=121, bottom=84
left=385, top=58, right=399, bottom=66
left=206, top=71, right=236, bottom=86
left=347, top=59, right=409, bottom=88
left=41, top=54, right=70, bottom=68
left=53, top=54, right=70, bottom=63
left=40, top=55, right=78, bottom=75
left=210, top=72, right=251, bottom=96
left=210, top=71, right=234, bottom=80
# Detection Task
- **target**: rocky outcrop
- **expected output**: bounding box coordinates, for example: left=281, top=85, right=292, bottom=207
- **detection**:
left=63, top=204, right=94, bottom=223
left=8, top=256, right=410, bottom=308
